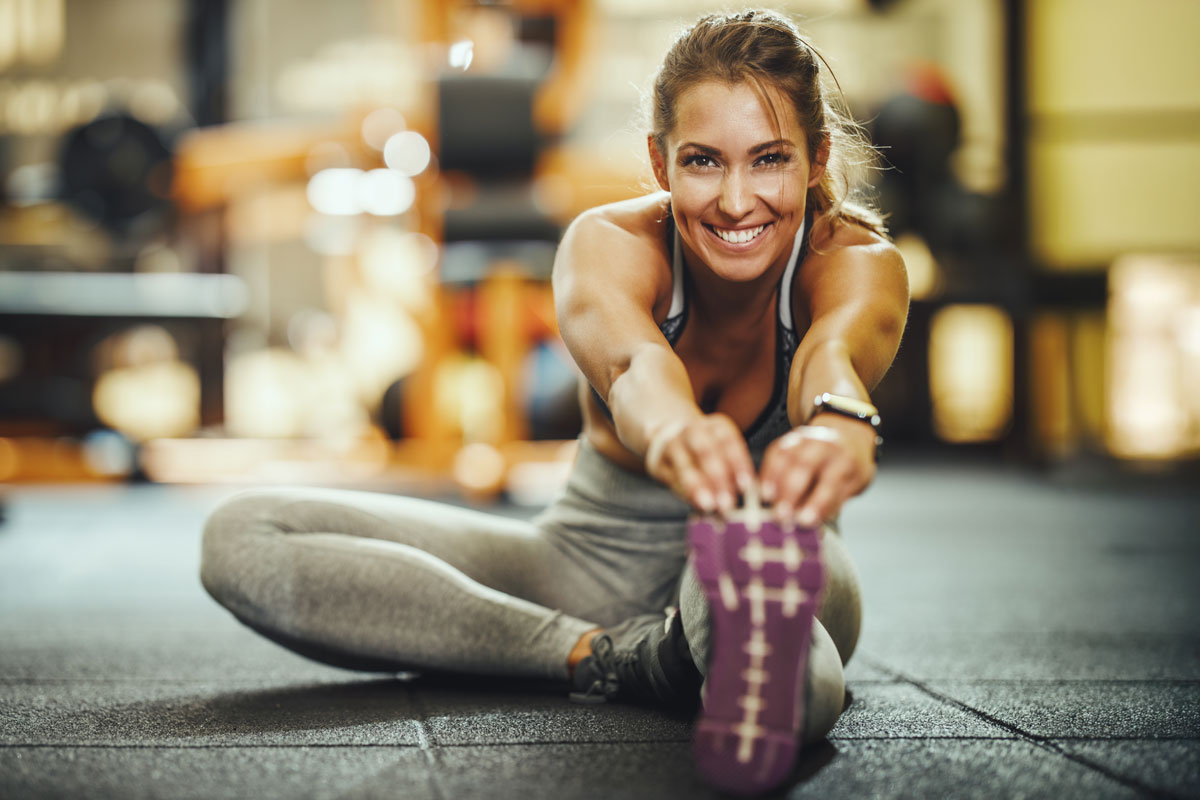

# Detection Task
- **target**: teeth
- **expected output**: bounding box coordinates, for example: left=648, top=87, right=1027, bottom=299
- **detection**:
left=713, top=224, right=765, bottom=244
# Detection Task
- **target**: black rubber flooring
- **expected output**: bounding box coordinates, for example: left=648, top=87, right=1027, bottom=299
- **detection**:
left=1, top=454, right=1198, bottom=799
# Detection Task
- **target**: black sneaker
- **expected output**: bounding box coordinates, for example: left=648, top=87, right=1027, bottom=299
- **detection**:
left=569, top=608, right=702, bottom=709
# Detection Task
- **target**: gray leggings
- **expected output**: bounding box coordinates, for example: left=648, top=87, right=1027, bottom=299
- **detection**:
left=201, top=439, right=859, bottom=729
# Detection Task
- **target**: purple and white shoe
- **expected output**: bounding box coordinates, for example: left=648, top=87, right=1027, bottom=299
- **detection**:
left=688, top=496, right=826, bottom=795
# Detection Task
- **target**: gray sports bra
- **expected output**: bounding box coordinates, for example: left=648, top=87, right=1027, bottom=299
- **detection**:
left=592, top=212, right=812, bottom=460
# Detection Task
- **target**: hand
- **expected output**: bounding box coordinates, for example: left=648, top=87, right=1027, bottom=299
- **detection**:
left=759, top=416, right=877, bottom=528
left=644, top=414, right=756, bottom=515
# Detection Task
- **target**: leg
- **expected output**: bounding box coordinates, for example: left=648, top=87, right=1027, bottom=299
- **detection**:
left=679, top=560, right=845, bottom=744
left=679, top=521, right=858, bottom=739
left=813, top=524, right=862, bottom=665
left=200, top=486, right=602, bottom=679
left=680, top=516, right=853, bottom=793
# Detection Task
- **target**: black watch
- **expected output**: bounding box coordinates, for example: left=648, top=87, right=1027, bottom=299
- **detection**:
left=810, top=393, right=884, bottom=461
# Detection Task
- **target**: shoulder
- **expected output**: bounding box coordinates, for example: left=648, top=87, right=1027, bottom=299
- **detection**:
left=554, top=192, right=675, bottom=314
left=564, top=192, right=672, bottom=248
left=798, top=215, right=909, bottom=314
left=803, top=216, right=906, bottom=287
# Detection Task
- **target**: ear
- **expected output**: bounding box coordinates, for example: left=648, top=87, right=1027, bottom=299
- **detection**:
left=807, top=135, right=830, bottom=189
left=648, top=134, right=670, bottom=191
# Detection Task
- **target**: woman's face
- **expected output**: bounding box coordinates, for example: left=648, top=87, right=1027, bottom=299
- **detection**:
left=651, top=79, right=825, bottom=284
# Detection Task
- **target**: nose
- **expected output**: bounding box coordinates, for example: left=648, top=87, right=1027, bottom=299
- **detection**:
left=718, top=168, right=753, bottom=220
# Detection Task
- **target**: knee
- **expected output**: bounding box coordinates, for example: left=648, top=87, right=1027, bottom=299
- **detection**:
left=199, top=488, right=286, bottom=606
left=801, top=619, right=845, bottom=745
left=818, top=528, right=862, bottom=666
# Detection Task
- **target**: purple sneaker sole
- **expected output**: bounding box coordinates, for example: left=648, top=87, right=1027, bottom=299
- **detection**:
left=688, top=512, right=826, bottom=795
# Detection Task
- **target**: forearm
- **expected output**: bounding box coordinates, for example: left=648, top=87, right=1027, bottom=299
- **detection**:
left=608, top=344, right=703, bottom=459
left=788, top=339, right=872, bottom=428
left=764, top=336, right=880, bottom=514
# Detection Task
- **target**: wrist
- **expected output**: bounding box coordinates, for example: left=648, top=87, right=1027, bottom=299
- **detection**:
left=642, top=417, right=692, bottom=472
left=807, top=391, right=883, bottom=462
left=808, top=412, right=878, bottom=446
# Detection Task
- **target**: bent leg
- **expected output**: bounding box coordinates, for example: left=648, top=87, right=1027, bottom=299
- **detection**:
left=200, top=487, right=600, bottom=679
left=817, top=524, right=862, bottom=665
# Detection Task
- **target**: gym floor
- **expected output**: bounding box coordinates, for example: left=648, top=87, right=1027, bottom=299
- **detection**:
left=1, top=454, right=1197, bottom=799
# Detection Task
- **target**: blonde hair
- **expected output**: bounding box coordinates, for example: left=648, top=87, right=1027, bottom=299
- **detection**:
left=650, top=9, right=886, bottom=238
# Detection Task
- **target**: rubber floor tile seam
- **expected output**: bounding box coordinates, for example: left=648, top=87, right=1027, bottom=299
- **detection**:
left=413, top=706, right=449, bottom=800
left=0, top=742, right=429, bottom=750
left=859, top=657, right=1192, bottom=800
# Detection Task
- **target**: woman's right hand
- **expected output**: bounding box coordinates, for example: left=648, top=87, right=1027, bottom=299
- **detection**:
left=644, top=414, right=756, bottom=516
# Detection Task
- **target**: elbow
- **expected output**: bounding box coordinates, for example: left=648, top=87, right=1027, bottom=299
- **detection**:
left=603, top=348, right=638, bottom=410
left=605, top=341, right=663, bottom=414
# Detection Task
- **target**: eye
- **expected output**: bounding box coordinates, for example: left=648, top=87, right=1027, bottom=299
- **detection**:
left=755, top=151, right=790, bottom=167
left=681, top=154, right=716, bottom=168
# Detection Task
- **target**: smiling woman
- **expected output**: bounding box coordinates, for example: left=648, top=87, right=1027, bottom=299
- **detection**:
left=200, top=10, right=906, bottom=798
left=550, top=13, right=906, bottom=790
left=652, top=80, right=815, bottom=284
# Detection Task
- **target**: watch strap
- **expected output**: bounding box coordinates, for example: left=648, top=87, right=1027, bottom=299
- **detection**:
left=811, top=393, right=883, bottom=462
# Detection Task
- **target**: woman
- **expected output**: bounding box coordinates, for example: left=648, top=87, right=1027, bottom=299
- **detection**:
left=201, top=10, right=907, bottom=795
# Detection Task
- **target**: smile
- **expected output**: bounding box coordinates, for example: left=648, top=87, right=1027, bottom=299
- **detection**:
left=707, top=223, right=769, bottom=245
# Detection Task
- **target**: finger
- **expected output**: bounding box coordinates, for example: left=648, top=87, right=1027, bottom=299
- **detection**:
left=716, top=427, right=756, bottom=501
left=759, top=429, right=806, bottom=503
left=758, top=442, right=787, bottom=505
left=696, top=451, right=738, bottom=514
left=687, top=427, right=737, bottom=513
left=708, top=423, right=755, bottom=512
left=773, top=457, right=818, bottom=525
left=796, top=463, right=853, bottom=528
left=669, top=444, right=716, bottom=513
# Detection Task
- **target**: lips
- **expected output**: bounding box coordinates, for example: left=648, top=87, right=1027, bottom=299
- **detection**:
left=706, top=223, right=770, bottom=245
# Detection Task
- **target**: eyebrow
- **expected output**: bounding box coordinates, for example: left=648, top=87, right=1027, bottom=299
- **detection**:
left=678, top=139, right=796, bottom=156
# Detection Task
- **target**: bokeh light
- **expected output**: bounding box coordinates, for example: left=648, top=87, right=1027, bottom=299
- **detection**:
left=895, top=233, right=941, bottom=301
left=453, top=441, right=506, bottom=496
left=1106, top=256, right=1200, bottom=459
left=225, top=348, right=310, bottom=439
left=307, top=167, right=415, bottom=216
left=357, top=168, right=415, bottom=216
left=928, top=304, right=1013, bottom=443
left=339, top=287, right=425, bottom=403
left=307, top=168, right=362, bottom=216
left=448, top=40, right=474, bottom=71
left=81, top=429, right=136, bottom=477
left=383, top=131, right=431, bottom=177
left=93, top=361, right=201, bottom=442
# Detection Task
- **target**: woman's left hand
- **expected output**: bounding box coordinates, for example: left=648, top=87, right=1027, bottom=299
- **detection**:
left=758, top=416, right=877, bottom=528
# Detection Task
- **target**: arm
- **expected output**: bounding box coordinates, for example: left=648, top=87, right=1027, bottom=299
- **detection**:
left=760, top=235, right=909, bottom=526
left=553, top=204, right=754, bottom=512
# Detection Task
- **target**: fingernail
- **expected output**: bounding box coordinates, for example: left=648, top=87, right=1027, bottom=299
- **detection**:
left=761, top=482, right=777, bottom=503
left=736, top=472, right=752, bottom=492
left=696, top=488, right=716, bottom=512
left=798, top=508, right=819, bottom=528
left=716, top=491, right=734, bottom=513
left=775, top=503, right=792, bottom=522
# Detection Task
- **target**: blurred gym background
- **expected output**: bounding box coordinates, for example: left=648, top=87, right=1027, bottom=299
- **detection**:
left=0, top=0, right=1197, bottom=501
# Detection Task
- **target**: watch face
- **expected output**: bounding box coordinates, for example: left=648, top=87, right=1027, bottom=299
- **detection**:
left=818, top=393, right=879, bottom=419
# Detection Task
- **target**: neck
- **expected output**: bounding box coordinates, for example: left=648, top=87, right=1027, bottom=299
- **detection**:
left=688, top=264, right=780, bottom=329
left=675, top=209, right=806, bottom=325
left=679, top=230, right=795, bottom=332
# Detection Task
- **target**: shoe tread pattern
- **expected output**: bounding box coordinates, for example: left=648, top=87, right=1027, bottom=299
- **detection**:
left=689, top=514, right=825, bottom=795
